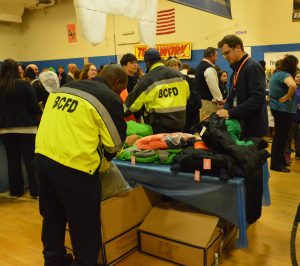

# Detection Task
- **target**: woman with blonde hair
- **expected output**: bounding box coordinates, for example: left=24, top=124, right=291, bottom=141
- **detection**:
left=165, top=56, right=181, bottom=71
left=79, top=63, right=97, bottom=80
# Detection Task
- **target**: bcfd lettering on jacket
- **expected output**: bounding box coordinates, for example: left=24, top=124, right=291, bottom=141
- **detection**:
left=52, top=96, right=78, bottom=113
left=158, top=87, right=178, bottom=98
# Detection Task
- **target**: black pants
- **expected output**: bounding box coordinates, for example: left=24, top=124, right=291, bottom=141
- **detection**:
left=35, top=154, right=101, bottom=266
left=270, top=109, right=293, bottom=169
left=1, top=133, right=38, bottom=196
left=286, top=121, right=300, bottom=155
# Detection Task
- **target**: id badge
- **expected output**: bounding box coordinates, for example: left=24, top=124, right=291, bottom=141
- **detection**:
left=233, top=96, right=237, bottom=107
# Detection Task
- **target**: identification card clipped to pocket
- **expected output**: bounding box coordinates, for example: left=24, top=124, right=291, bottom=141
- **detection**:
left=233, top=96, right=237, bottom=107
left=203, top=158, right=211, bottom=170
left=194, top=170, right=201, bottom=182
left=131, top=155, right=136, bottom=165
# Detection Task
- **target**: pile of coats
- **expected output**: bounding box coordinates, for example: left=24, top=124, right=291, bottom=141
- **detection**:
left=118, top=115, right=270, bottom=223
left=119, top=116, right=269, bottom=181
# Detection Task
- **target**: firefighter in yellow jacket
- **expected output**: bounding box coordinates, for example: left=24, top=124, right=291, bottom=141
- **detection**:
left=124, top=48, right=190, bottom=133
left=35, top=64, right=127, bottom=266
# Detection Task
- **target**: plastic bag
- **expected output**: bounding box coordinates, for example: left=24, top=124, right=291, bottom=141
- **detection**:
left=100, top=162, right=131, bottom=200
left=126, top=120, right=153, bottom=136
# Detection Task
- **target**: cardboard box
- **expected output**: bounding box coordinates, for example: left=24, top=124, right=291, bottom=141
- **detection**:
left=66, top=226, right=138, bottom=265
left=65, top=185, right=159, bottom=265
left=219, top=223, right=238, bottom=257
left=101, top=185, right=159, bottom=243
left=139, top=206, right=222, bottom=266
left=115, top=250, right=177, bottom=265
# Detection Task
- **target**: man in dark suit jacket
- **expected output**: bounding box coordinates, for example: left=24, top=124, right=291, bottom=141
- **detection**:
left=217, top=34, right=268, bottom=225
left=216, top=34, right=268, bottom=138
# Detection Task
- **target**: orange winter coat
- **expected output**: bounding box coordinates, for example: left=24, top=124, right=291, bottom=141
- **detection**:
left=120, top=89, right=136, bottom=122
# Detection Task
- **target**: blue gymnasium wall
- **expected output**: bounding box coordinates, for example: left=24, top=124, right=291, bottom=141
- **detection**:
left=24, top=43, right=300, bottom=76
left=183, top=43, right=300, bottom=76
left=22, top=55, right=118, bottom=73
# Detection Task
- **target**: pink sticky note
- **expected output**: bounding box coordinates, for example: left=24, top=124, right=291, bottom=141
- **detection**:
left=194, top=170, right=201, bottom=182
left=203, top=158, right=211, bottom=170
left=131, top=155, right=136, bottom=165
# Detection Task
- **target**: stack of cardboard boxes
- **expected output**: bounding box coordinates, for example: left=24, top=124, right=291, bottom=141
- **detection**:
left=65, top=185, right=159, bottom=265
left=65, top=185, right=228, bottom=266
left=139, top=205, right=222, bottom=266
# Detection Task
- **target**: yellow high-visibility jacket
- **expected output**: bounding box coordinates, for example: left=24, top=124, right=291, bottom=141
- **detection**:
left=35, top=79, right=126, bottom=175
left=124, top=63, right=190, bottom=131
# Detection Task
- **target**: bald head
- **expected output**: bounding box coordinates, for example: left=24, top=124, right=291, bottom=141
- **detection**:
left=68, top=63, right=77, bottom=74
left=101, top=64, right=128, bottom=94
left=26, top=64, right=39, bottom=75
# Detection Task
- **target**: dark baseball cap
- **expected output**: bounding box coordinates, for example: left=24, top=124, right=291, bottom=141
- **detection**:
left=144, top=48, right=161, bottom=62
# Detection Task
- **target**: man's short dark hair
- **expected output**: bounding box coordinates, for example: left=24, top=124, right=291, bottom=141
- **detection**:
left=203, top=47, right=217, bottom=58
left=259, top=60, right=266, bottom=69
left=120, top=53, right=137, bottom=66
left=218, top=35, right=244, bottom=51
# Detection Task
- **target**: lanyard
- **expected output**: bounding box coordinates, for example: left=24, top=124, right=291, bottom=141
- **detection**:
left=233, top=55, right=250, bottom=91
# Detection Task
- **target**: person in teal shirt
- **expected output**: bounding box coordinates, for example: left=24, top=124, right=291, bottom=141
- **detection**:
left=269, top=55, right=298, bottom=172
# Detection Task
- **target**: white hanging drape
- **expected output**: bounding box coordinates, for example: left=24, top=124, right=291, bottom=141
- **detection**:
left=73, top=0, right=158, bottom=46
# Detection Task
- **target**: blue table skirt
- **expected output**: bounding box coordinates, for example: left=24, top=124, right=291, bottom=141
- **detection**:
left=114, top=160, right=271, bottom=248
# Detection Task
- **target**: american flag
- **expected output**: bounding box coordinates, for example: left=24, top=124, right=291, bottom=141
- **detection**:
left=156, top=8, right=176, bottom=35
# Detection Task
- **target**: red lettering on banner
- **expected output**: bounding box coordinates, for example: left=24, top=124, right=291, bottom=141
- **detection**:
left=135, top=42, right=191, bottom=60
left=137, top=47, right=147, bottom=58
left=180, top=45, right=187, bottom=54
left=159, top=46, right=168, bottom=57
left=174, top=45, right=180, bottom=55
left=168, top=46, right=174, bottom=56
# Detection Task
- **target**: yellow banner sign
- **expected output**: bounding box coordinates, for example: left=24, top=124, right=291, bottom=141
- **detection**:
left=135, top=42, right=192, bottom=61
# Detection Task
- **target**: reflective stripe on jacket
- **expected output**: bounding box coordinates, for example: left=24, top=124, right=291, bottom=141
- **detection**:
left=125, top=63, right=190, bottom=130
left=35, top=79, right=126, bottom=175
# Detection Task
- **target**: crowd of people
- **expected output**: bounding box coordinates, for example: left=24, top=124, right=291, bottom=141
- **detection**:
left=0, top=34, right=299, bottom=265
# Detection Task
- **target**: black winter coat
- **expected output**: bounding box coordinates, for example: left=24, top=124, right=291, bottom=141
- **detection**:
left=200, top=114, right=269, bottom=224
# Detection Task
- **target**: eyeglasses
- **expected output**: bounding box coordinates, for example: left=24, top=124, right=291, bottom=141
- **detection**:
left=222, top=48, right=233, bottom=58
